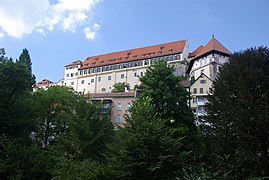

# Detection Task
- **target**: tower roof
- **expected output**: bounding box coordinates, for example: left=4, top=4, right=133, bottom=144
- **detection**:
left=187, top=37, right=232, bottom=74
left=189, top=45, right=204, bottom=58
left=192, top=37, right=231, bottom=60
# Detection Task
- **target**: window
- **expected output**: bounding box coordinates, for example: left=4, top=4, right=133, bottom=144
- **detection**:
left=98, top=77, right=101, bottom=82
left=75, top=73, right=78, bottom=76
left=192, top=98, right=197, bottom=104
left=121, top=74, right=124, bottom=79
left=101, top=88, right=106, bottom=92
left=91, top=79, right=94, bottom=83
left=66, top=74, right=69, bottom=77
left=81, top=80, right=84, bottom=84
left=71, top=82, right=74, bottom=85
left=116, top=114, right=121, bottom=124
left=103, top=102, right=110, bottom=109
left=151, top=58, right=155, bottom=65
left=144, top=60, right=148, bottom=65
left=80, top=71, right=83, bottom=75
left=200, top=69, right=204, bottom=75
left=108, top=76, right=111, bottom=81
left=193, top=88, right=197, bottom=94
left=140, top=72, right=143, bottom=76
left=134, top=72, right=137, bottom=77
left=117, top=102, right=122, bottom=110
left=200, top=88, right=203, bottom=93
left=71, top=73, right=74, bottom=77
left=200, top=80, right=206, bottom=84
left=126, top=102, right=132, bottom=110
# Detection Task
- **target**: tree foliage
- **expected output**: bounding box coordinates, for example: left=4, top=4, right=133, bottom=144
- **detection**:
left=138, top=61, right=194, bottom=126
left=19, top=48, right=36, bottom=86
left=29, top=86, right=79, bottom=147
left=204, top=46, right=269, bottom=178
left=0, top=51, right=33, bottom=138
left=107, top=97, right=198, bottom=179
left=54, top=97, right=114, bottom=161
left=106, top=61, right=201, bottom=179
left=112, top=82, right=130, bottom=92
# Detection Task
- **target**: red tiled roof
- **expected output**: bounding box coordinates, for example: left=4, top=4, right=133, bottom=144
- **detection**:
left=193, top=37, right=231, bottom=60
left=189, top=45, right=204, bottom=58
left=34, top=79, right=53, bottom=87
left=65, top=60, right=82, bottom=67
left=79, top=40, right=187, bottom=70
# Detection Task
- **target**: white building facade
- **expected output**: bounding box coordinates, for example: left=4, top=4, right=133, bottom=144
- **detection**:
left=64, top=40, right=189, bottom=94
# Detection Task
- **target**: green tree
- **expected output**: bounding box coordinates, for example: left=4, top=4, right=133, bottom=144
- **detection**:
left=204, top=46, right=269, bottom=178
left=138, top=61, right=194, bottom=126
left=50, top=96, right=114, bottom=179
left=107, top=97, right=197, bottom=179
left=106, top=61, right=201, bottom=179
left=0, top=52, right=33, bottom=138
left=30, top=86, right=78, bottom=147
left=112, top=82, right=130, bottom=92
left=55, top=98, right=114, bottom=161
left=0, top=135, right=53, bottom=179
left=19, top=48, right=36, bottom=86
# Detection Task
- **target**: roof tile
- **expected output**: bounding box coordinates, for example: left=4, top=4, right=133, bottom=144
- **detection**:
left=79, top=40, right=187, bottom=69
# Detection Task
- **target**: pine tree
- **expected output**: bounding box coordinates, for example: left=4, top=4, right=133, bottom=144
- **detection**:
left=204, top=46, right=269, bottom=178
left=19, top=48, right=36, bottom=86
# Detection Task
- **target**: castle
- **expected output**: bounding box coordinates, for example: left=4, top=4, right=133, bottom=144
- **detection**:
left=61, top=36, right=231, bottom=125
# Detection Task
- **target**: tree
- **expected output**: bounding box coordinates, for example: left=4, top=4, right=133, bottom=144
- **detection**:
left=55, top=98, right=114, bottom=161
left=107, top=97, right=198, bottom=179
left=138, top=61, right=194, bottom=126
left=30, top=86, right=78, bottom=147
left=106, top=61, right=202, bottom=179
left=204, top=46, right=269, bottom=178
left=0, top=52, right=33, bottom=138
left=19, top=48, right=36, bottom=86
left=112, top=82, right=130, bottom=92
left=49, top=96, right=114, bottom=179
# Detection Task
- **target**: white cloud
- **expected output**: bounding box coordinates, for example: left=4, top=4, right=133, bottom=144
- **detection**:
left=0, top=32, right=4, bottom=38
left=0, top=0, right=101, bottom=39
left=93, top=23, right=100, bottom=31
left=84, top=27, right=96, bottom=40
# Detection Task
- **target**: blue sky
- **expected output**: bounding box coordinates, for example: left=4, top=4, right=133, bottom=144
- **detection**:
left=0, top=0, right=268, bottom=82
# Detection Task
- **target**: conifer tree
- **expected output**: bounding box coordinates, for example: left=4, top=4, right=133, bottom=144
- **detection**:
left=204, top=46, right=269, bottom=178
left=19, top=48, right=36, bottom=86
